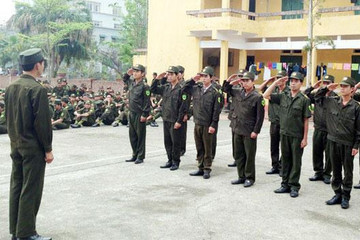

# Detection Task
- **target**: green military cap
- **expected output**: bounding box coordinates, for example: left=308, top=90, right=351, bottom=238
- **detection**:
left=89, top=94, right=94, bottom=98
left=51, top=93, right=56, bottom=97
left=237, top=69, right=247, bottom=77
left=61, top=97, right=69, bottom=103
left=241, top=71, right=255, bottom=81
left=54, top=99, right=62, bottom=105
left=94, top=92, right=101, bottom=97
left=115, top=91, right=121, bottom=95
left=85, top=100, right=92, bottom=105
left=62, top=78, right=67, bottom=82
left=166, top=66, right=179, bottom=74
left=19, top=48, right=44, bottom=65
left=57, top=78, right=62, bottom=84
left=71, top=84, right=77, bottom=88
left=43, top=80, right=49, bottom=84
left=322, top=75, right=335, bottom=83
left=289, top=71, right=304, bottom=81
left=70, top=93, right=76, bottom=98
left=276, top=70, right=287, bottom=78
left=132, top=64, right=145, bottom=72
left=340, top=77, right=356, bottom=87
left=77, top=101, right=84, bottom=107
left=176, top=65, right=185, bottom=73
left=200, top=66, right=214, bottom=76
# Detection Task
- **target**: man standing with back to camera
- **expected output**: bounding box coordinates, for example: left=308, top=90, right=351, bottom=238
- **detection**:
left=5, top=48, right=53, bottom=240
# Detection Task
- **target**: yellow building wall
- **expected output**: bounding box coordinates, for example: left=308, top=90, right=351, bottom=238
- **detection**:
left=145, top=0, right=203, bottom=80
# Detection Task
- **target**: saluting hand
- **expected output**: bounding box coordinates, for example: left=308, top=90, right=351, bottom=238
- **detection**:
left=327, top=83, right=338, bottom=91
left=127, top=68, right=133, bottom=76
left=156, top=72, right=166, bottom=80
left=226, top=74, right=238, bottom=82
left=45, top=151, right=54, bottom=164
left=193, top=74, right=201, bottom=82
left=275, top=76, right=288, bottom=84
left=208, top=126, right=215, bottom=134
left=312, top=80, right=323, bottom=89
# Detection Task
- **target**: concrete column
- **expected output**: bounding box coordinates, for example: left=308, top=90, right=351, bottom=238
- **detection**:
left=222, top=0, right=231, bottom=16
left=241, top=0, right=249, bottom=19
left=220, top=41, right=229, bottom=81
left=239, top=49, right=247, bottom=70
left=311, top=48, right=318, bottom=85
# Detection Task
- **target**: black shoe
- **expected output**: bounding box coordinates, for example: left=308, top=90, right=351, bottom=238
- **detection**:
left=266, top=168, right=280, bottom=174
left=112, top=122, right=119, bottom=127
left=170, top=164, right=179, bottom=171
left=227, top=162, right=236, bottom=167
left=309, top=175, right=324, bottom=181
left=231, top=178, right=245, bottom=185
left=244, top=179, right=254, bottom=188
left=341, top=198, right=350, bottom=209
left=290, top=190, right=299, bottom=198
left=160, top=162, right=172, bottom=168
left=92, top=122, right=100, bottom=127
left=125, top=157, right=136, bottom=162
left=203, top=170, right=210, bottom=179
left=326, top=195, right=342, bottom=205
left=354, top=182, right=360, bottom=189
left=71, top=124, right=81, bottom=128
left=274, top=186, right=291, bottom=194
left=323, top=177, right=331, bottom=184
left=18, top=234, right=52, bottom=240
left=189, top=170, right=204, bottom=176
left=134, top=159, right=143, bottom=164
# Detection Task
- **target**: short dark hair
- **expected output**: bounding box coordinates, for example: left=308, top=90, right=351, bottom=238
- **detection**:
left=21, top=59, right=44, bottom=71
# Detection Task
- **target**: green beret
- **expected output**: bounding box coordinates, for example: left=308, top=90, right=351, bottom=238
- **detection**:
left=290, top=72, right=304, bottom=81
left=85, top=100, right=92, bottom=105
left=200, top=66, right=214, bottom=76
left=132, top=64, right=145, bottom=72
left=70, top=94, right=76, bottom=98
left=276, top=70, right=287, bottom=78
left=176, top=65, right=185, bottom=73
left=19, top=48, right=44, bottom=65
left=241, top=72, right=255, bottom=81
left=340, top=77, right=356, bottom=87
left=322, top=75, right=335, bottom=83
left=166, top=66, right=179, bottom=74
left=54, top=99, right=62, bottom=105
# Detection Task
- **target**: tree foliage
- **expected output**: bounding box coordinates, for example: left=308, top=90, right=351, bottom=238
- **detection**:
left=7, top=0, right=93, bottom=79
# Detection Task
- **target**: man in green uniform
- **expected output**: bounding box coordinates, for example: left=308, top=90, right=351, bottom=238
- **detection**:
left=51, top=99, right=71, bottom=130
left=177, top=65, right=188, bottom=156
left=0, top=101, right=7, bottom=134
left=5, top=48, right=53, bottom=240
left=224, top=72, right=265, bottom=187
left=183, top=66, right=222, bottom=179
left=225, top=69, right=246, bottom=168
left=304, top=75, right=337, bottom=184
left=93, top=95, right=117, bottom=127
left=151, top=66, right=188, bottom=170
left=263, top=72, right=311, bottom=198
left=316, top=77, right=360, bottom=209
left=71, top=100, right=96, bottom=128
left=123, top=64, right=151, bottom=164
left=259, top=70, right=289, bottom=175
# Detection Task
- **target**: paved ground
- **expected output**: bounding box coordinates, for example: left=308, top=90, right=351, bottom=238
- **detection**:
left=1, top=114, right=360, bottom=240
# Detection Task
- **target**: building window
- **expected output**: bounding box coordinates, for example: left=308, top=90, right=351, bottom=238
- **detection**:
left=111, top=36, right=119, bottom=43
left=113, top=6, right=122, bottom=16
left=99, top=35, right=106, bottom=42
left=86, top=1, right=101, bottom=13
left=355, top=1, right=360, bottom=15
left=114, top=24, right=121, bottom=29
left=93, top=21, right=102, bottom=27
left=282, top=0, right=303, bottom=19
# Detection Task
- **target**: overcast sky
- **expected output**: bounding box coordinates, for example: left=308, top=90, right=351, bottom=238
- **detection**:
left=0, top=0, right=15, bottom=25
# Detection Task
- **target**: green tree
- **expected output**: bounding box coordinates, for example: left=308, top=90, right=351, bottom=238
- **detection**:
left=8, top=0, right=93, bottom=79
left=99, top=0, right=148, bottom=75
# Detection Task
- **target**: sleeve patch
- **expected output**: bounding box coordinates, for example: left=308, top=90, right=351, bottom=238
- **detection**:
left=182, top=94, right=187, bottom=101
left=218, top=97, right=221, bottom=103
left=261, top=99, right=265, bottom=107
left=145, top=90, right=150, bottom=96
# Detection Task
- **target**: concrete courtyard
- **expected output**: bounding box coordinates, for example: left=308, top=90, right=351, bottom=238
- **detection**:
left=1, top=114, right=360, bottom=240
